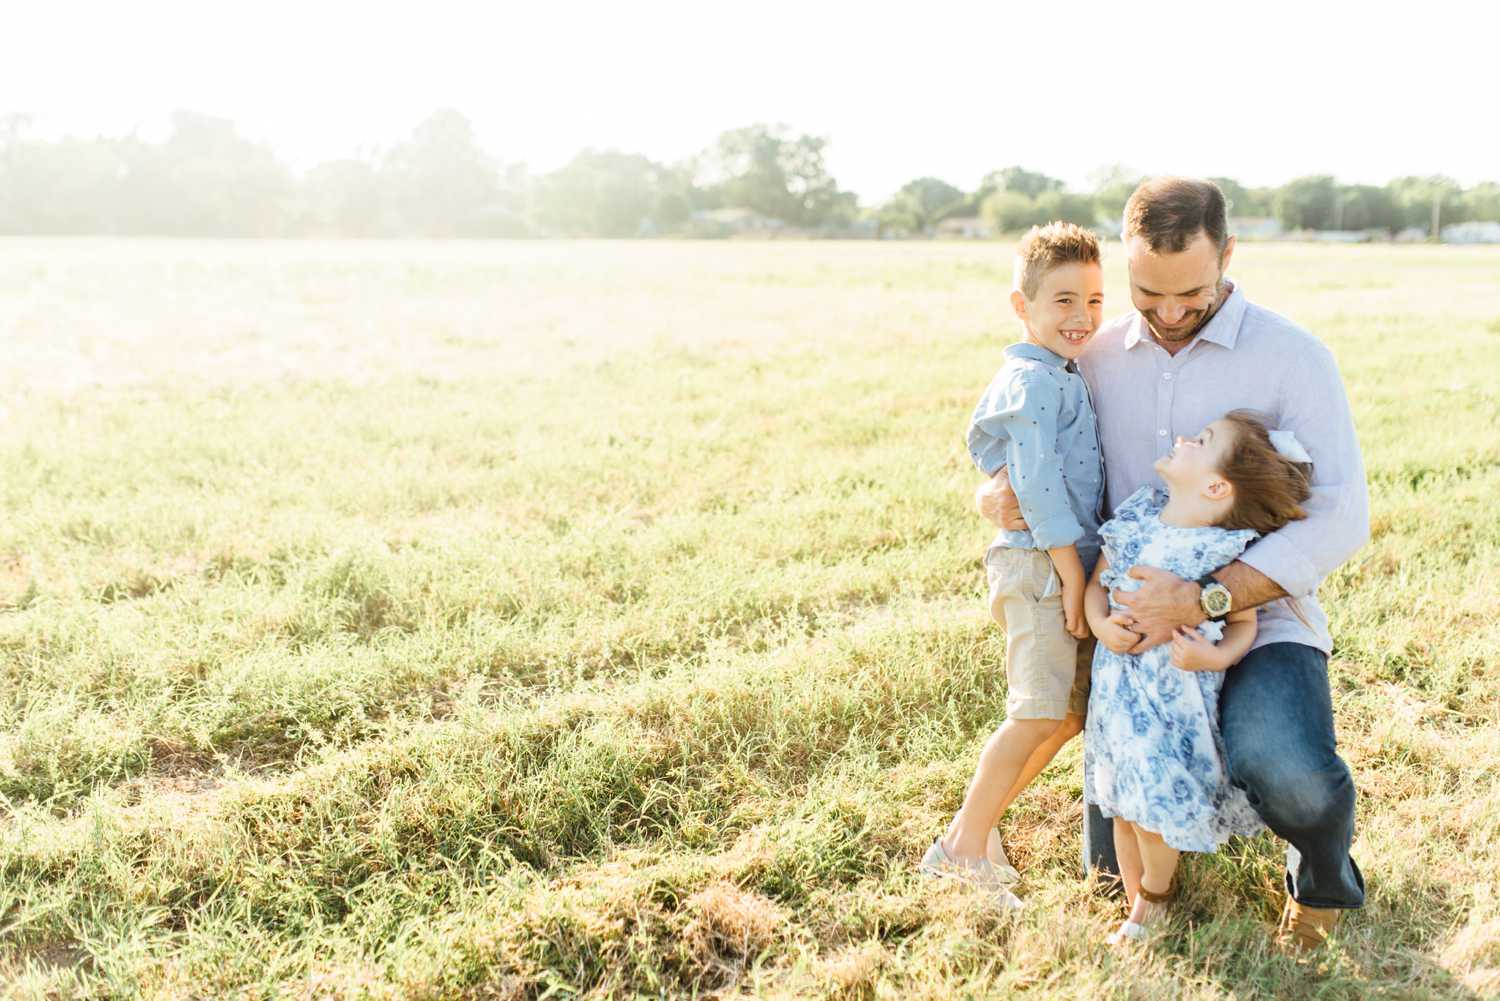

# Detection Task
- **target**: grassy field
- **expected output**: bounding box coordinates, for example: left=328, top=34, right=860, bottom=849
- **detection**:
left=0, top=237, right=1497, bottom=999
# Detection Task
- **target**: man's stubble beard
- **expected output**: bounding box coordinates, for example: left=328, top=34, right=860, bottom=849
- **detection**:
left=1145, top=277, right=1229, bottom=344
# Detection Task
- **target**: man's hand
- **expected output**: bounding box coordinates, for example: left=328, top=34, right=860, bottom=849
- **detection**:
left=1111, top=566, right=1205, bottom=655
left=1169, top=626, right=1230, bottom=672
left=974, top=466, right=1029, bottom=532
left=1093, top=612, right=1140, bottom=654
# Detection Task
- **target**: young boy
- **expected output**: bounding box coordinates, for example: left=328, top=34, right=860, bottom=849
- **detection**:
left=921, top=222, right=1106, bottom=907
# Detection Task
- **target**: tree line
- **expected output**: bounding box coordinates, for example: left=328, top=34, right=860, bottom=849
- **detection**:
left=2, top=110, right=1496, bottom=238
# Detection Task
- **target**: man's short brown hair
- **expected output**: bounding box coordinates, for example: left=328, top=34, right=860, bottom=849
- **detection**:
left=1014, top=221, right=1101, bottom=300
left=1122, top=177, right=1229, bottom=253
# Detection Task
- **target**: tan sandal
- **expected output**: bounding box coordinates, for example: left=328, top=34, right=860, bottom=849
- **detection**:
left=1108, top=882, right=1176, bottom=945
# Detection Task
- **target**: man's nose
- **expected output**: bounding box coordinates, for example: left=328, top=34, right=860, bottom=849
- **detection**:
left=1158, top=301, right=1187, bottom=324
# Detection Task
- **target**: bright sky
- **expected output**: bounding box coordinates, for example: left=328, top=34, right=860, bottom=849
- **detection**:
left=9, top=1, right=1497, bottom=204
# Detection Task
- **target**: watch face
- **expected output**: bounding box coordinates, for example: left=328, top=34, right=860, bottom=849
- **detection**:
left=1203, top=584, right=1232, bottom=616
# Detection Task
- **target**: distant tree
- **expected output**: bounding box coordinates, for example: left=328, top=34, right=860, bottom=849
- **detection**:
left=878, top=176, right=965, bottom=233
left=534, top=150, right=694, bottom=237
left=1275, top=175, right=1339, bottom=231
left=1387, top=175, right=1468, bottom=233
left=0, top=126, right=124, bottom=234
left=301, top=158, right=385, bottom=236
left=1464, top=181, right=1500, bottom=222
left=1334, top=185, right=1397, bottom=232
left=382, top=109, right=501, bottom=236
left=981, top=166, right=1064, bottom=200
left=698, top=124, right=855, bottom=227
left=135, top=111, right=296, bottom=236
left=1086, top=164, right=1146, bottom=225
left=1208, top=176, right=1254, bottom=216
left=981, top=190, right=1043, bottom=232
left=495, top=163, right=533, bottom=237
left=1034, top=190, right=1098, bottom=226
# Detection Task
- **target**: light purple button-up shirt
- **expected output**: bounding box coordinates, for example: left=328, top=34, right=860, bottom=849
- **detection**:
left=1077, top=281, right=1369, bottom=656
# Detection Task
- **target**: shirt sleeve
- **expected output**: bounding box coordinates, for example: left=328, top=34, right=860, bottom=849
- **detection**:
left=967, top=368, right=1084, bottom=550
left=1237, top=339, right=1370, bottom=597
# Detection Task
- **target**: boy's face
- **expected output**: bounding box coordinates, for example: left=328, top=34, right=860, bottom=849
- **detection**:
left=1011, top=262, right=1104, bottom=361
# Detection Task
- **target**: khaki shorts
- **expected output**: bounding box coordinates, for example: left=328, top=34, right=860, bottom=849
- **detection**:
left=985, top=546, right=1095, bottom=720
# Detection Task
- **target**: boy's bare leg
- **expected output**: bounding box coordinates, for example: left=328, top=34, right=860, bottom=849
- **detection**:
left=1113, top=817, right=1143, bottom=906
left=1128, top=824, right=1180, bottom=927
left=991, top=712, right=1083, bottom=817
left=943, top=717, right=1061, bottom=861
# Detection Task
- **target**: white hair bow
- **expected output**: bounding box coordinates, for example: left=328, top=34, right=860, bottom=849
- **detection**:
left=1268, top=429, right=1312, bottom=464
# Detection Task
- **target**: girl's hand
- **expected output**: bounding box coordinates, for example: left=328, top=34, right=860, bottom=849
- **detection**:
left=1169, top=626, right=1228, bottom=672
left=1093, top=612, right=1139, bottom=654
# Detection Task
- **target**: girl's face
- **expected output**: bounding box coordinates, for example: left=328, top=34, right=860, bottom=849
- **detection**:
left=1155, top=418, right=1235, bottom=498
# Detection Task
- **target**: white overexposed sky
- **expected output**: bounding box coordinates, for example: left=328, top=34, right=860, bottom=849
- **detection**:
left=7, top=1, right=1498, bottom=204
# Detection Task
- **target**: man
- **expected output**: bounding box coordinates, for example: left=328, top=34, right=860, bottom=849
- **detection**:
left=977, top=177, right=1368, bottom=951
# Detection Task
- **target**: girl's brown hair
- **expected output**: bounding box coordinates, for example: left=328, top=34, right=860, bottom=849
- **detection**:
left=1216, top=410, right=1313, bottom=534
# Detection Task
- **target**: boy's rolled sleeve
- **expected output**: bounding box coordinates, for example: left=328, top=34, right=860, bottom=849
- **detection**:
left=1238, top=340, right=1370, bottom=597
left=967, top=370, right=1083, bottom=550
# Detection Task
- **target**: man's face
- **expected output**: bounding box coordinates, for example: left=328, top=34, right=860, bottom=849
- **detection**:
left=1012, top=262, right=1104, bottom=362
left=1124, top=232, right=1235, bottom=343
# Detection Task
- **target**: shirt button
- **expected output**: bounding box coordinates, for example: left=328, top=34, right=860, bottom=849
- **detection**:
left=1159, top=429, right=1168, bottom=437
left=1163, top=372, right=1173, bottom=381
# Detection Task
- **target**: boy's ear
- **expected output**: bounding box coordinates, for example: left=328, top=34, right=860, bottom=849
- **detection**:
left=1009, top=289, right=1028, bottom=322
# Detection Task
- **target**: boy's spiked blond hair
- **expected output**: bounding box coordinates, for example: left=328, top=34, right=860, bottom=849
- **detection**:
left=1013, top=221, right=1102, bottom=300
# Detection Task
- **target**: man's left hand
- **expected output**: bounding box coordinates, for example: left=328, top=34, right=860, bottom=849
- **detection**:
left=1111, top=566, right=1205, bottom=655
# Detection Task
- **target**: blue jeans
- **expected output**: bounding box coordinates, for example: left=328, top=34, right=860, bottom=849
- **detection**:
left=1083, top=642, right=1365, bottom=909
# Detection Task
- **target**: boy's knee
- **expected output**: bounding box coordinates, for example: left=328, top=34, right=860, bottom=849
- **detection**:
left=1005, top=715, right=1065, bottom=745
left=1054, top=713, right=1085, bottom=742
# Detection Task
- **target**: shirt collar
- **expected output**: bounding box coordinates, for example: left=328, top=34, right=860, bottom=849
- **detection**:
left=1124, top=280, right=1248, bottom=352
left=1003, top=341, right=1069, bottom=368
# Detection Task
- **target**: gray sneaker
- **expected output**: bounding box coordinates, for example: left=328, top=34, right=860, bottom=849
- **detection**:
left=986, top=828, right=1021, bottom=885
left=920, top=838, right=1025, bottom=910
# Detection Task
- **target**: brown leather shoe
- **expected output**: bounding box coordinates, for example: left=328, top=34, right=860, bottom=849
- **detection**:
left=1275, top=895, right=1340, bottom=953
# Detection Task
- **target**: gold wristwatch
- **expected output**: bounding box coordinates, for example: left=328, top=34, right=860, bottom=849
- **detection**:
left=1196, top=574, right=1232, bottom=621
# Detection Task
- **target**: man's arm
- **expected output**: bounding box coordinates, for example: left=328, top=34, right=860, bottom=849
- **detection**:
left=1113, top=561, right=1286, bottom=653
left=975, top=466, right=1028, bottom=531
left=1114, top=337, right=1369, bottom=652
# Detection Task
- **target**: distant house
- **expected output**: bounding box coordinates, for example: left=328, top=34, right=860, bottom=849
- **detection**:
left=1229, top=216, right=1283, bottom=240
left=689, top=208, right=784, bottom=236
left=1442, top=221, right=1500, bottom=244
left=934, top=216, right=993, bottom=239
left=1306, top=230, right=1374, bottom=243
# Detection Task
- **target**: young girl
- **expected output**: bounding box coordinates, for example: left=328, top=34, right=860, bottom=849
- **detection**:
left=1083, top=409, right=1313, bottom=944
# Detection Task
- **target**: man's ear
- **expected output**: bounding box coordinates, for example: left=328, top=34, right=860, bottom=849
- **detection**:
left=1219, top=234, right=1237, bottom=276
left=1010, top=289, right=1028, bottom=322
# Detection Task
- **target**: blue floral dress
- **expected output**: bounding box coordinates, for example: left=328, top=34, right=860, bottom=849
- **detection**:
left=1083, top=486, right=1266, bottom=853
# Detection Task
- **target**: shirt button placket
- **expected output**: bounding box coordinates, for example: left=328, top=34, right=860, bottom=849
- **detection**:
left=1156, top=354, right=1173, bottom=457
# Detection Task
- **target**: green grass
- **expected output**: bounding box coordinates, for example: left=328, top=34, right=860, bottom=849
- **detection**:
left=0, top=237, right=1498, bottom=999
